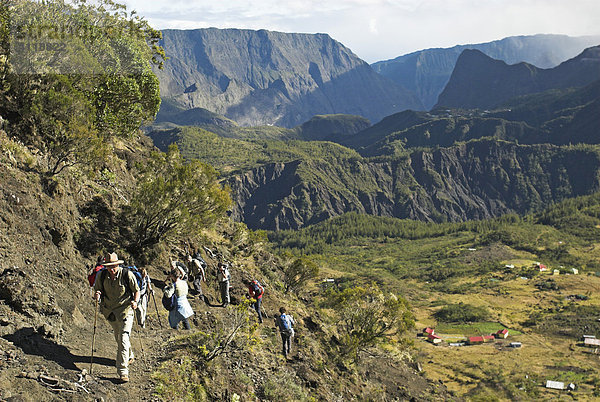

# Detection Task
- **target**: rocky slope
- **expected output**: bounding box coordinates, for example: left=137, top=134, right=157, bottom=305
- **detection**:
left=153, top=28, right=423, bottom=128
left=372, top=34, right=600, bottom=109
left=0, top=130, right=450, bottom=400
left=228, top=139, right=600, bottom=230
left=435, top=46, right=600, bottom=109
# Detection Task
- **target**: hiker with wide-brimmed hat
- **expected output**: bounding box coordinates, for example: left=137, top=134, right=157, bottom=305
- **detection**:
left=93, top=252, right=140, bottom=383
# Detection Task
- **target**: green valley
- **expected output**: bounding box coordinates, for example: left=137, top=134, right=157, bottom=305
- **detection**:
left=268, top=196, right=600, bottom=399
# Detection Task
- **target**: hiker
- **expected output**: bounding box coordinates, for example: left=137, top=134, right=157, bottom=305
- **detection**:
left=275, top=307, right=295, bottom=358
left=163, top=267, right=194, bottom=330
left=170, top=259, right=188, bottom=281
left=134, top=267, right=152, bottom=328
left=93, top=252, right=140, bottom=383
left=187, top=254, right=206, bottom=297
left=217, top=262, right=231, bottom=307
left=243, top=278, right=264, bottom=323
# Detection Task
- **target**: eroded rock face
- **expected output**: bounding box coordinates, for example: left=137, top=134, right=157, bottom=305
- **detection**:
left=154, top=28, right=423, bottom=127
left=228, top=140, right=600, bottom=230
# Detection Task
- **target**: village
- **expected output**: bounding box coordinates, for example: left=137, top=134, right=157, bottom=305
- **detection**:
left=418, top=260, right=600, bottom=394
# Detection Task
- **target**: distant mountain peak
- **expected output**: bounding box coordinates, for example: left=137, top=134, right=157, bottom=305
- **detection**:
left=154, top=28, right=422, bottom=128
left=372, top=34, right=600, bottom=109
left=436, top=45, right=600, bottom=110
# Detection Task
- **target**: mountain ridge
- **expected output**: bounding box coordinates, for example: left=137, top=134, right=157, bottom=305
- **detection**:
left=154, top=28, right=423, bottom=128
left=372, top=34, right=600, bottom=109
left=436, top=46, right=600, bottom=109
left=227, top=139, right=600, bottom=230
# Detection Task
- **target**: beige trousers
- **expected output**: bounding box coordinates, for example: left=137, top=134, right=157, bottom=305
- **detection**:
left=108, top=310, right=135, bottom=376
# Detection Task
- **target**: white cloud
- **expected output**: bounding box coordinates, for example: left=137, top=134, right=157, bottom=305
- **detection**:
left=121, top=0, right=600, bottom=63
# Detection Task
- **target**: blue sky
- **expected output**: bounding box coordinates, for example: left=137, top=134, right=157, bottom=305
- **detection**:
left=120, top=0, right=600, bottom=63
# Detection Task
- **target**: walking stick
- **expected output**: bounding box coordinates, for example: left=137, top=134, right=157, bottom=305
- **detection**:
left=90, top=297, right=99, bottom=375
left=150, top=291, right=163, bottom=329
left=135, top=318, right=147, bottom=368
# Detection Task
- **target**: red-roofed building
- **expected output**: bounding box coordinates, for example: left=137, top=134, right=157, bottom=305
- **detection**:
left=495, top=329, right=509, bottom=339
left=468, top=336, right=485, bottom=345
left=424, top=327, right=435, bottom=336
left=427, top=334, right=443, bottom=344
left=483, top=335, right=495, bottom=342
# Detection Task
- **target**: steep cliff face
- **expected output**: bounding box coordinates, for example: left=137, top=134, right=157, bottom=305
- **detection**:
left=154, top=28, right=422, bottom=128
left=228, top=140, right=600, bottom=230
left=436, top=46, right=600, bottom=109
left=372, top=34, right=600, bottom=109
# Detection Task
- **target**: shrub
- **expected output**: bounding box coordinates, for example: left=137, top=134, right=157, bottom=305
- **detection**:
left=283, top=257, right=320, bottom=293
left=326, top=283, right=414, bottom=362
left=122, top=145, right=231, bottom=259
left=152, top=356, right=207, bottom=401
left=1, top=0, right=163, bottom=175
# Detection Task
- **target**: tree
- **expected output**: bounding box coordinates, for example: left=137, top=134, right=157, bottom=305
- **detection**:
left=123, top=145, right=231, bottom=256
left=1, top=0, right=164, bottom=175
left=283, top=256, right=319, bottom=293
left=327, top=284, right=414, bottom=362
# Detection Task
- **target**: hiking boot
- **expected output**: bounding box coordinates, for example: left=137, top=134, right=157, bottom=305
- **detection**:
left=119, top=375, right=129, bottom=383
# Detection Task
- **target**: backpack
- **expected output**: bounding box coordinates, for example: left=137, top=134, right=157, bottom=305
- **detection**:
left=175, top=261, right=189, bottom=280
left=193, top=251, right=203, bottom=261
left=87, top=264, right=104, bottom=287
left=162, top=292, right=177, bottom=311
left=251, top=280, right=264, bottom=298
left=193, top=256, right=207, bottom=269
left=127, top=266, right=145, bottom=294
left=280, top=313, right=292, bottom=332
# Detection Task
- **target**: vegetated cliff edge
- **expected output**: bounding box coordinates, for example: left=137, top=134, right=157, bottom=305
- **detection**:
left=154, top=28, right=423, bottom=128
left=228, top=139, right=600, bottom=230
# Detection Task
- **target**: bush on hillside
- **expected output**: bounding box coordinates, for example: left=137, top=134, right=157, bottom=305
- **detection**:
left=326, top=284, right=414, bottom=362
left=283, top=256, right=319, bottom=293
left=0, top=0, right=163, bottom=175
left=123, top=145, right=231, bottom=259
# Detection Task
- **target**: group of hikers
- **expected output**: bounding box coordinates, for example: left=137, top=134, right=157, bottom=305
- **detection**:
left=88, top=251, right=295, bottom=383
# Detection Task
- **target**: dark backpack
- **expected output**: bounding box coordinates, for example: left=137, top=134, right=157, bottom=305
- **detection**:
left=280, top=313, right=292, bottom=332
left=194, top=256, right=207, bottom=269
left=127, top=266, right=144, bottom=292
left=162, top=292, right=177, bottom=311
left=251, top=280, right=264, bottom=297
left=175, top=261, right=189, bottom=280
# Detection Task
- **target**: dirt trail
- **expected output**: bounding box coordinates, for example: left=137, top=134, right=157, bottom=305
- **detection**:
left=1, top=285, right=218, bottom=400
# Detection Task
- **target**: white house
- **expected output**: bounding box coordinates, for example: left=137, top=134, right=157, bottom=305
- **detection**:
left=546, top=380, right=565, bottom=390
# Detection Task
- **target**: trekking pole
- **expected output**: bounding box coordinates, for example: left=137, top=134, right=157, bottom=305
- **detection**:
left=90, top=297, right=99, bottom=375
left=135, top=318, right=147, bottom=368
left=150, top=291, right=164, bottom=329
